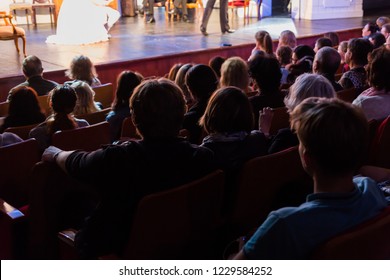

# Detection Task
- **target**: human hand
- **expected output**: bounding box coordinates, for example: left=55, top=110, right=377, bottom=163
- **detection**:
left=42, top=145, right=63, bottom=162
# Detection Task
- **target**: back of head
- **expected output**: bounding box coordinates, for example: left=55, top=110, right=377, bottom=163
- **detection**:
left=66, top=55, right=96, bottom=84
left=249, top=54, right=281, bottom=92
left=220, top=56, right=249, bottom=91
left=276, top=45, right=293, bottom=66
left=70, top=81, right=98, bottom=115
left=114, top=70, right=142, bottom=109
left=367, top=47, right=390, bottom=91
left=8, top=86, right=42, bottom=118
left=279, top=30, right=297, bottom=49
left=376, top=16, right=390, bottom=29
left=174, top=63, right=194, bottom=105
left=185, top=64, right=218, bottom=102
left=22, top=55, right=43, bottom=78
left=338, top=41, right=348, bottom=54
left=167, top=63, right=183, bottom=81
left=285, top=73, right=335, bottom=112
left=314, top=46, right=341, bottom=75
left=130, top=78, right=186, bottom=140
left=290, top=97, right=368, bottom=176
left=208, top=56, right=226, bottom=78
left=348, top=38, right=373, bottom=66
left=255, top=30, right=273, bottom=54
left=199, top=86, right=254, bottom=134
left=369, top=32, right=386, bottom=49
left=314, top=37, right=333, bottom=52
left=294, top=44, right=315, bottom=60
left=323, top=32, right=340, bottom=47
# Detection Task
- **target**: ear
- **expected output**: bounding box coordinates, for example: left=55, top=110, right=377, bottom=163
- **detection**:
left=312, top=59, right=319, bottom=73
left=299, top=145, right=313, bottom=175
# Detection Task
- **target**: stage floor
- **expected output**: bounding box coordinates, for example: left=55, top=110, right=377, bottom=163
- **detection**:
left=0, top=7, right=383, bottom=78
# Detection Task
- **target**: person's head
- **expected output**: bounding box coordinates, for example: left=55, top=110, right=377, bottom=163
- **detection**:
left=292, top=44, right=315, bottom=63
left=167, top=63, right=183, bottom=81
left=174, top=63, right=194, bottom=105
left=386, top=36, right=390, bottom=50
left=380, top=23, right=390, bottom=39
left=208, top=56, right=226, bottom=78
left=313, top=46, right=341, bottom=76
left=112, top=70, right=143, bottom=111
left=376, top=16, right=390, bottom=29
left=278, top=30, right=297, bottom=49
left=291, top=97, right=368, bottom=177
left=345, top=38, right=373, bottom=66
left=7, top=86, right=43, bottom=118
left=70, top=81, right=100, bottom=115
left=284, top=73, right=335, bottom=113
left=248, top=55, right=281, bottom=92
left=314, top=37, right=333, bottom=52
left=47, top=85, right=78, bottom=134
left=130, top=78, right=186, bottom=140
left=22, top=55, right=43, bottom=78
left=369, top=32, right=386, bottom=49
left=199, top=86, right=254, bottom=134
left=254, top=30, right=273, bottom=55
left=276, top=45, right=293, bottom=66
left=337, top=40, right=348, bottom=63
left=366, top=47, right=390, bottom=91
left=362, top=22, right=379, bottom=38
left=220, top=56, right=250, bottom=91
left=323, top=32, right=340, bottom=47
left=65, top=55, right=98, bottom=85
left=185, top=64, right=218, bottom=102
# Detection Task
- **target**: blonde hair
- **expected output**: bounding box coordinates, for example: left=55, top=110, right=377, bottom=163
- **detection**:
left=70, top=81, right=101, bottom=115
left=66, top=55, right=98, bottom=85
left=278, top=30, right=297, bottom=49
left=220, top=57, right=250, bottom=92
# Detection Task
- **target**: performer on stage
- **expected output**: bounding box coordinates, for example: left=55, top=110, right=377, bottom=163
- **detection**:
left=46, top=0, right=120, bottom=45
left=200, top=0, right=234, bottom=36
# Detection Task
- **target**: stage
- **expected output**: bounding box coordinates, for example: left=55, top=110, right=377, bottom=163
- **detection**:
left=0, top=6, right=383, bottom=100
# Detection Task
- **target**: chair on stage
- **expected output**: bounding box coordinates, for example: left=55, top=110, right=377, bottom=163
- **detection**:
left=9, top=0, right=33, bottom=26
left=312, top=207, right=390, bottom=259
left=32, top=0, right=57, bottom=26
left=52, top=121, right=111, bottom=152
left=0, top=12, right=26, bottom=57
left=228, top=0, right=250, bottom=23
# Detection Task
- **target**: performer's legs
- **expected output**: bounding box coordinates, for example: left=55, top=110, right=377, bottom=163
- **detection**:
left=200, top=0, right=216, bottom=34
left=219, top=0, right=232, bottom=33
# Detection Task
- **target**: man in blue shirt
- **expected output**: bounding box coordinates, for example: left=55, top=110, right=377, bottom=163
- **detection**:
left=234, top=97, right=390, bottom=259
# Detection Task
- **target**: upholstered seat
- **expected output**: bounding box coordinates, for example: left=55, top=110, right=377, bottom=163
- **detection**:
left=0, top=13, right=27, bottom=57
left=9, top=0, right=33, bottom=25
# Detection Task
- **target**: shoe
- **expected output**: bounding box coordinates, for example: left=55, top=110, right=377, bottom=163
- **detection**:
left=147, top=17, right=155, bottom=23
left=138, top=8, right=144, bottom=15
left=223, top=29, right=235, bottom=34
left=182, top=15, right=190, bottom=23
left=200, top=27, right=208, bottom=36
left=168, top=8, right=179, bottom=15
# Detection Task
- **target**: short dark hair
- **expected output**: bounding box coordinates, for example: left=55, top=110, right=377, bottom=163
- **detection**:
left=323, top=32, right=340, bottom=47
left=249, top=55, right=281, bottom=91
left=369, top=32, right=386, bottom=49
left=367, top=47, right=390, bottom=91
left=291, top=97, right=368, bottom=176
left=185, top=64, right=218, bottom=102
left=348, top=38, right=373, bottom=65
left=199, top=87, right=254, bottom=134
left=315, top=37, right=333, bottom=50
left=276, top=46, right=293, bottom=65
left=130, top=78, right=186, bottom=139
left=208, top=56, right=226, bottom=78
left=22, top=55, right=43, bottom=77
left=294, top=45, right=315, bottom=60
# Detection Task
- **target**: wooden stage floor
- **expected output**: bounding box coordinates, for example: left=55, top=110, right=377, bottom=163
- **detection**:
left=0, top=8, right=385, bottom=79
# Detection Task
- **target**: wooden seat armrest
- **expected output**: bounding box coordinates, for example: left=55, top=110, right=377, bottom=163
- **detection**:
left=58, top=228, right=80, bottom=259
left=0, top=198, right=25, bottom=221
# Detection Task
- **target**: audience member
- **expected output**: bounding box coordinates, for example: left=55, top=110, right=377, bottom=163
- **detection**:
left=41, top=78, right=216, bottom=258
left=324, top=31, right=340, bottom=47
left=286, top=45, right=315, bottom=83
left=339, top=38, right=373, bottom=94
left=249, top=30, right=274, bottom=60
left=277, top=30, right=297, bottom=49
left=264, top=73, right=335, bottom=154
left=0, top=86, right=46, bottom=133
left=0, top=132, right=23, bottom=147
left=65, top=55, right=101, bottom=87
left=167, top=63, right=183, bottom=81
left=380, top=23, right=390, bottom=39
left=369, top=32, right=386, bottom=49
left=182, top=64, right=218, bottom=144
left=208, top=56, right=226, bottom=78
left=234, top=97, right=389, bottom=260
left=386, top=35, right=390, bottom=50
left=248, top=55, right=284, bottom=129
left=313, top=37, right=333, bottom=53
left=29, top=85, right=89, bottom=151
left=174, top=63, right=194, bottom=107
left=7, top=55, right=58, bottom=101
left=362, top=22, right=379, bottom=39
left=70, top=81, right=102, bottom=115
left=353, top=47, right=390, bottom=120
left=338, top=40, right=350, bottom=73
left=313, top=46, right=343, bottom=91
left=376, top=16, right=390, bottom=29
left=220, top=57, right=251, bottom=93
left=106, top=70, right=143, bottom=142
left=276, top=46, right=293, bottom=85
